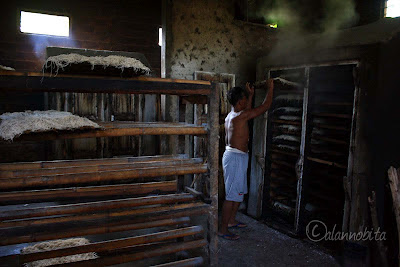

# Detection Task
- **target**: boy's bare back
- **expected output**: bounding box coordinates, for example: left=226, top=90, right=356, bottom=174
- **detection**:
left=225, top=80, right=274, bottom=153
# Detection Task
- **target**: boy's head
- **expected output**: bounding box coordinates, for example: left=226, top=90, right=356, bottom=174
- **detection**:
left=227, top=86, right=249, bottom=109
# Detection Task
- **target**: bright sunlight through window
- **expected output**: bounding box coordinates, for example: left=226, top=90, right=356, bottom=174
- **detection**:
left=20, top=11, right=69, bottom=37
left=386, top=0, right=400, bottom=18
left=158, top=27, right=162, bottom=46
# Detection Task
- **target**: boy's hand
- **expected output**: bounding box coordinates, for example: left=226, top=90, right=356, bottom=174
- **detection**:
left=246, top=82, right=254, bottom=95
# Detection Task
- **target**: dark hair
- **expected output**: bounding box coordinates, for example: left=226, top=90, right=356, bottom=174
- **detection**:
left=227, top=86, right=248, bottom=106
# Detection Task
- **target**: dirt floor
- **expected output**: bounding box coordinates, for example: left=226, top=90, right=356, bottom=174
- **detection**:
left=218, top=212, right=339, bottom=267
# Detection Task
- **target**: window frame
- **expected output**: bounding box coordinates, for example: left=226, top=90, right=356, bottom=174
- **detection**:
left=18, top=9, right=71, bottom=37
left=384, top=0, right=400, bottom=18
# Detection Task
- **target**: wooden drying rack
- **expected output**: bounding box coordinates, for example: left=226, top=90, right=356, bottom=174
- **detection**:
left=0, top=71, right=220, bottom=266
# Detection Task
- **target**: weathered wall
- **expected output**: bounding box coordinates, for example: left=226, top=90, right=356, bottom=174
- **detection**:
left=166, top=0, right=277, bottom=86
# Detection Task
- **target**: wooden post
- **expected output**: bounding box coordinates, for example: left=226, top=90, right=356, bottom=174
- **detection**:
left=295, top=67, right=311, bottom=235
left=247, top=82, right=269, bottom=218
left=368, top=191, right=388, bottom=267
left=207, top=82, right=219, bottom=266
left=193, top=103, right=205, bottom=192
left=343, top=73, right=360, bottom=233
left=184, top=103, right=194, bottom=187
left=388, top=166, right=400, bottom=265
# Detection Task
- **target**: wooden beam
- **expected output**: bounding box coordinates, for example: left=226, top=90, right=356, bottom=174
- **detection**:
left=0, top=164, right=208, bottom=190
left=1, top=158, right=203, bottom=178
left=313, top=112, right=352, bottom=119
left=151, top=257, right=204, bottom=267
left=0, top=71, right=212, bottom=95
left=271, top=148, right=298, bottom=157
left=3, top=122, right=207, bottom=142
left=181, top=95, right=208, bottom=105
left=307, top=156, right=347, bottom=169
left=0, top=202, right=208, bottom=229
left=271, top=119, right=302, bottom=126
left=311, top=136, right=348, bottom=145
left=0, top=181, right=176, bottom=204
left=316, top=102, right=353, bottom=106
left=313, top=123, right=349, bottom=132
left=3, top=226, right=203, bottom=265
left=54, top=239, right=208, bottom=267
left=0, top=193, right=195, bottom=221
left=273, top=159, right=295, bottom=169
left=0, top=216, right=193, bottom=247
left=0, top=154, right=188, bottom=171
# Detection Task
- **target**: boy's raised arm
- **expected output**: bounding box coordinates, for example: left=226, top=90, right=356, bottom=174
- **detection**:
left=245, top=82, right=254, bottom=110
left=241, top=79, right=274, bottom=121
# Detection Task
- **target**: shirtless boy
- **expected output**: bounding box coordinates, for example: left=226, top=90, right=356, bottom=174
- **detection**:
left=219, top=79, right=274, bottom=240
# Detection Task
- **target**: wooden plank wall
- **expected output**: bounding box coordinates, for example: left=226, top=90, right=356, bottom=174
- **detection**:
left=194, top=71, right=234, bottom=207
left=47, top=92, right=157, bottom=160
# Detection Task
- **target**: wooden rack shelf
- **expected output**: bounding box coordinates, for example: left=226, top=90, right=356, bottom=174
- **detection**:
left=0, top=155, right=203, bottom=178
left=0, top=196, right=210, bottom=246
left=313, top=123, right=350, bottom=131
left=0, top=70, right=220, bottom=266
left=1, top=227, right=205, bottom=266
left=0, top=181, right=177, bottom=204
left=316, top=102, right=353, bottom=107
left=0, top=154, right=188, bottom=171
left=0, top=160, right=207, bottom=190
left=2, top=122, right=207, bottom=142
left=271, top=119, right=302, bottom=126
left=271, top=148, right=298, bottom=157
left=311, top=135, right=349, bottom=145
left=307, top=156, right=347, bottom=169
left=0, top=71, right=212, bottom=95
left=313, top=112, right=352, bottom=119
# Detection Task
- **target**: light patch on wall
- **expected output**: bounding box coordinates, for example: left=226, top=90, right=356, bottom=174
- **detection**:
left=386, top=0, right=400, bottom=18
left=158, top=27, right=163, bottom=46
left=20, top=11, right=69, bottom=37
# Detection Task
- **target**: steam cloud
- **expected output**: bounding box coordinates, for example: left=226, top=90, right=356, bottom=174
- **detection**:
left=257, top=0, right=358, bottom=33
left=254, top=0, right=360, bottom=60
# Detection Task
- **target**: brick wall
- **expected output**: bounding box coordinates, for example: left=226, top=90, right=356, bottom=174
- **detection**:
left=0, top=0, right=161, bottom=75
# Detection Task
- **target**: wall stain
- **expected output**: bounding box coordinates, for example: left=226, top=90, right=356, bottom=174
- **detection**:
left=167, top=0, right=276, bottom=85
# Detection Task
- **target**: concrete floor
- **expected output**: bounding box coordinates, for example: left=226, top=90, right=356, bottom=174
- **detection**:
left=218, top=213, right=339, bottom=267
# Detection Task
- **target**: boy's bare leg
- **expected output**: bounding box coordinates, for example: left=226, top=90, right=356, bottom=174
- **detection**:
left=219, top=200, right=236, bottom=235
left=228, top=201, right=241, bottom=225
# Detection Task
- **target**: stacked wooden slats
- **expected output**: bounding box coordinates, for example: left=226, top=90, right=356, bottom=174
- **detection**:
left=305, top=65, right=355, bottom=226
left=0, top=122, right=207, bottom=143
left=0, top=155, right=209, bottom=266
left=267, top=70, right=305, bottom=218
left=0, top=71, right=218, bottom=266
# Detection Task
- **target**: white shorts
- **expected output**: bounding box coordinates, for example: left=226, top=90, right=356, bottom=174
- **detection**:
left=222, top=149, right=248, bottom=202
